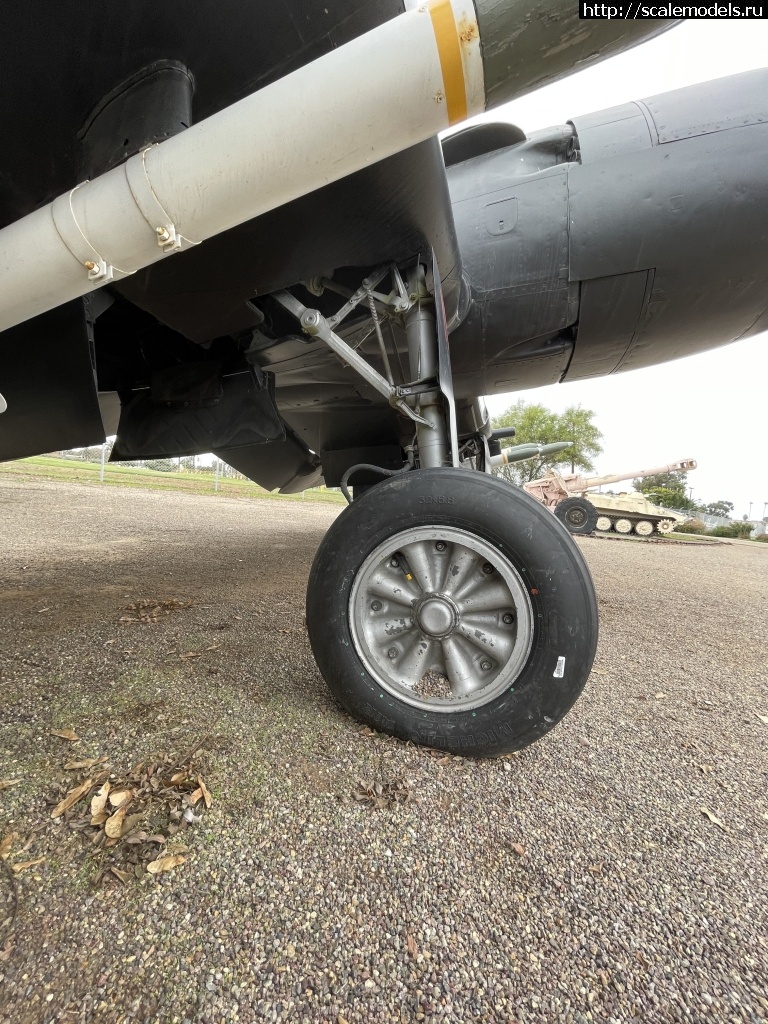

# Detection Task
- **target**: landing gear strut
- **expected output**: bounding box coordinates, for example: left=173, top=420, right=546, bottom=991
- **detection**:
left=275, top=258, right=598, bottom=755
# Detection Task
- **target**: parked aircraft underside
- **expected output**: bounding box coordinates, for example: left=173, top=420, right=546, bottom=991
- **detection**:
left=1, top=4, right=765, bottom=754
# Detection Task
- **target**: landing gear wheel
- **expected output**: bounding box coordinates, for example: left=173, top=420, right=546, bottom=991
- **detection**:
left=595, top=516, right=612, bottom=532
left=635, top=520, right=654, bottom=537
left=614, top=518, right=633, bottom=534
left=554, top=497, right=599, bottom=536
left=306, top=469, right=598, bottom=757
left=657, top=519, right=674, bottom=534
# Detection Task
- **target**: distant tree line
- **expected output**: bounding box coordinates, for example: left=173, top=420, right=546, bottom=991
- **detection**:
left=52, top=446, right=248, bottom=479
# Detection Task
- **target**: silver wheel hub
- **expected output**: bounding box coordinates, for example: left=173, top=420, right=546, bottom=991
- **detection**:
left=349, top=526, right=534, bottom=713
left=414, top=595, right=457, bottom=638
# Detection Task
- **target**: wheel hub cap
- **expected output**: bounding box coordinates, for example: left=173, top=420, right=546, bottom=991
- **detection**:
left=415, top=595, right=457, bottom=638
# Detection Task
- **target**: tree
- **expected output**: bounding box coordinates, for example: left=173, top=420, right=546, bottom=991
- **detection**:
left=491, top=401, right=602, bottom=485
left=633, top=471, right=698, bottom=511
left=698, top=500, right=734, bottom=518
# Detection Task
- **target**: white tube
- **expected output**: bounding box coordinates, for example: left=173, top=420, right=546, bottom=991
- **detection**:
left=0, top=0, right=483, bottom=334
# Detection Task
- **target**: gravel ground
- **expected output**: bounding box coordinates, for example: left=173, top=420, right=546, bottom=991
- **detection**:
left=0, top=477, right=766, bottom=1024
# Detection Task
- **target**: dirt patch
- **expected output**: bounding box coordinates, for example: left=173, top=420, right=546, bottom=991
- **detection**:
left=1, top=477, right=767, bottom=1024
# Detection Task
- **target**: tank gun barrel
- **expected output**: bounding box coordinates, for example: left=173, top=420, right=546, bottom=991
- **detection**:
left=580, top=459, right=697, bottom=490
left=489, top=441, right=571, bottom=468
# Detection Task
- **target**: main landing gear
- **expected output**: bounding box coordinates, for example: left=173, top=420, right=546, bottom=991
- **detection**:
left=276, top=259, right=598, bottom=756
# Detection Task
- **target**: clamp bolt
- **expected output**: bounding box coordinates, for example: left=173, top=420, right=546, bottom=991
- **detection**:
left=84, top=260, right=96, bottom=271
left=156, top=226, right=171, bottom=242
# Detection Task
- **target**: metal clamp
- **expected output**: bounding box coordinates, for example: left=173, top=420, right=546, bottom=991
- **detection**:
left=396, top=379, right=438, bottom=397
left=125, top=146, right=200, bottom=253
left=51, top=187, right=133, bottom=282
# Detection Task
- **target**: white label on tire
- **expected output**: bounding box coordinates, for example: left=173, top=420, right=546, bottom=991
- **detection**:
left=553, top=656, right=565, bottom=678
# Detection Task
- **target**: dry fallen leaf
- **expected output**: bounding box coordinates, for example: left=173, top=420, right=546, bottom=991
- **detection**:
left=90, top=811, right=109, bottom=826
left=105, top=807, right=127, bottom=839
left=756, top=714, right=768, bottom=726
left=406, top=934, right=418, bottom=957
left=198, top=776, right=212, bottom=810
left=51, top=778, right=93, bottom=818
left=64, top=757, right=106, bottom=771
left=110, top=867, right=132, bottom=884
left=700, top=806, right=728, bottom=832
left=0, top=780, right=20, bottom=792
left=108, top=789, right=133, bottom=810
left=588, top=862, right=605, bottom=874
left=50, top=728, right=80, bottom=742
left=0, top=940, right=14, bottom=962
left=188, top=787, right=204, bottom=806
left=121, top=813, right=144, bottom=837
left=0, top=833, right=16, bottom=860
left=146, top=854, right=186, bottom=875
left=11, top=856, right=46, bottom=874
left=90, top=782, right=110, bottom=817
left=654, top=692, right=667, bottom=700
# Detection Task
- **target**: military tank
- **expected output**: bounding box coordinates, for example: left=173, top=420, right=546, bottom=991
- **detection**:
left=522, top=459, right=697, bottom=536
left=583, top=491, right=689, bottom=535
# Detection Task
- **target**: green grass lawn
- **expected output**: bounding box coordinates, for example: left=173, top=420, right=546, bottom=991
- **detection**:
left=0, top=455, right=346, bottom=504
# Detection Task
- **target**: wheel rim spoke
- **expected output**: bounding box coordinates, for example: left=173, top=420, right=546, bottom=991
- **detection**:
left=441, top=635, right=482, bottom=698
left=439, top=544, right=481, bottom=598
left=399, top=539, right=440, bottom=592
left=393, top=634, right=435, bottom=689
left=457, top=621, right=514, bottom=662
left=365, top=610, right=414, bottom=646
left=460, top=609, right=511, bottom=628
left=365, top=569, right=420, bottom=607
left=455, top=578, right=514, bottom=615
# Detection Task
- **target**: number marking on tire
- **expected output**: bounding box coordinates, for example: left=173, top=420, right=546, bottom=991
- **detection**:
left=553, top=656, right=566, bottom=678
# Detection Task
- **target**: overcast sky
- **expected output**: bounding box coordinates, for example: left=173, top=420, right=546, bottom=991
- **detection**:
left=474, top=21, right=768, bottom=520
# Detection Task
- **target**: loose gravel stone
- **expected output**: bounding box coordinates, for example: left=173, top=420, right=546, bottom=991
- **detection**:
left=0, top=477, right=766, bottom=1024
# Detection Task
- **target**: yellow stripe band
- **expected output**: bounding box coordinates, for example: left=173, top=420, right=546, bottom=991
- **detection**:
left=428, top=0, right=468, bottom=126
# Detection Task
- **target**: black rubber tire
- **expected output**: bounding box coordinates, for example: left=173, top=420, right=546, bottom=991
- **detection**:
left=306, top=468, right=598, bottom=757
left=554, top=496, right=599, bottom=536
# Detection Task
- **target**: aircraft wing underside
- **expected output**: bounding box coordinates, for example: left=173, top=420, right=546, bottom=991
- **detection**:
left=2, top=4, right=766, bottom=496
